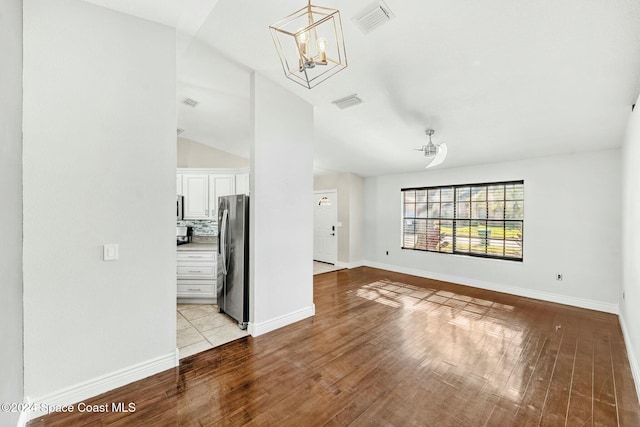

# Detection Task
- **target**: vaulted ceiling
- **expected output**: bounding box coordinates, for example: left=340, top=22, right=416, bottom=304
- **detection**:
left=83, top=0, right=640, bottom=177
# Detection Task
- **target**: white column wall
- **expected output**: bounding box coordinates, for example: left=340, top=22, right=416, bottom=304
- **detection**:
left=23, top=0, right=177, bottom=405
left=0, top=0, right=24, bottom=425
left=250, top=73, right=314, bottom=336
left=348, top=173, right=364, bottom=265
left=621, top=99, right=640, bottom=399
left=364, top=149, right=621, bottom=312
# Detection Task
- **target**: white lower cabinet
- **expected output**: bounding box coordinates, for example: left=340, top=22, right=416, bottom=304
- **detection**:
left=177, top=250, right=216, bottom=302
left=177, top=281, right=215, bottom=296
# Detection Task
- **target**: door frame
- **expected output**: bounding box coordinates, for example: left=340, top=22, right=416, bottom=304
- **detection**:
left=313, top=189, right=338, bottom=265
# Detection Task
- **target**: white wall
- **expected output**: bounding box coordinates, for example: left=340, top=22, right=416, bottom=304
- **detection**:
left=23, top=0, right=177, bottom=408
left=177, top=137, right=249, bottom=168
left=250, top=73, right=314, bottom=335
left=364, top=149, right=621, bottom=312
left=349, top=173, right=364, bottom=264
left=0, top=0, right=23, bottom=425
left=314, top=172, right=364, bottom=266
left=621, top=100, right=640, bottom=399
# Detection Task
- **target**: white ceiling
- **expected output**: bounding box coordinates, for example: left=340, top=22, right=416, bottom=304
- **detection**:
left=84, top=0, right=640, bottom=177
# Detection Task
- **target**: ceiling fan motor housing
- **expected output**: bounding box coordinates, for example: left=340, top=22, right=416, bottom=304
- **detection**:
left=424, top=143, right=438, bottom=157
left=424, top=129, right=438, bottom=156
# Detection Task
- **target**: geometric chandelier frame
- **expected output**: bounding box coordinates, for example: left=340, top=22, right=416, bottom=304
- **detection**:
left=269, top=1, right=348, bottom=89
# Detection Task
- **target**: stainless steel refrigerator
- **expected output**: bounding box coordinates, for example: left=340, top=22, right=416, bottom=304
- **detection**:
left=217, top=194, right=249, bottom=329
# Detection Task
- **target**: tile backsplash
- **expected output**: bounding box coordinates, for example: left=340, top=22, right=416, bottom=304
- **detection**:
left=177, top=219, right=217, bottom=236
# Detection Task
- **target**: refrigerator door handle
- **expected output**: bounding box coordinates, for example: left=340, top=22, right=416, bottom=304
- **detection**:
left=224, top=209, right=232, bottom=275
left=220, top=209, right=229, bottom=275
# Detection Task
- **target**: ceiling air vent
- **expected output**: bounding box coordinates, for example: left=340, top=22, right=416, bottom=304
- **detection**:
left=332, top=94, right=363, bottom=110
left=352, top=1, right=395, bottom=34
left=182, top=97, right=199, bottom=108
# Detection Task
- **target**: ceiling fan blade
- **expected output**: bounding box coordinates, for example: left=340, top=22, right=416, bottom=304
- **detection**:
left=426, top=143, right=447, bottom=169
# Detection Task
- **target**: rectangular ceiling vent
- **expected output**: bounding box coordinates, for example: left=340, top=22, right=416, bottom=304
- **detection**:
left=332, top=94, right=363, bottom=110
left=352, top=1, right=395, bottom=34
left=182, top=97, right=199, bottom=108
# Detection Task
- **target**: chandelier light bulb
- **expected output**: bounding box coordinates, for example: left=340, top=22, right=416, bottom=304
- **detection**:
left=297, top=30, right=309, bottom=55
left=316, top=37, right=328, bottom=62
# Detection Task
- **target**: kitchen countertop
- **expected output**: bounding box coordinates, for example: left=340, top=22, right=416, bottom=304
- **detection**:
left=177, top=242, right=217, bottom=252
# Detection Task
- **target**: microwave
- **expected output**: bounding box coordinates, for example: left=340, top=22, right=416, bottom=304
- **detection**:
left=177, top=196, right=184, bottom=220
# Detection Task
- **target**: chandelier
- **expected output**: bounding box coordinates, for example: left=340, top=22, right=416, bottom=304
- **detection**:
left=269, top=1, right=348, bottom=89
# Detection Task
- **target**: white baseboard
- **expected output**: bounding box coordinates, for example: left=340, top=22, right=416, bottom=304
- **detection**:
left=24, top=350, right=178, bottom=422
left=335, top=260, right=364, bottom=269
left=619, top=313, right=640, bottom=403
left=248, top=304, right=315, bottom=337
left=363, top=260, right=619, bottom=314
left=16, top=405, right=30, bottom=427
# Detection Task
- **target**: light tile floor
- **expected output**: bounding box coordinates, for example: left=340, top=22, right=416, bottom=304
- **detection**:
left=313, top=261, right=344, bottom=275
left=177, top=303, right=249, bottom=359
left=178, top=263, right=338, bottom=358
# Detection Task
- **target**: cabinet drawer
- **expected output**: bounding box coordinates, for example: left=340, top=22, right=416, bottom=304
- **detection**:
left=177, top=251, right=215, bottom=261
left=177, top=284, right=215, bottom=297
left=177, top=265, right=215, bottom=278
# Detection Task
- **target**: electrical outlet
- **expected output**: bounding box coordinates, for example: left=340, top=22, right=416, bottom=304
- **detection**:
left=556, top=273, right=563, bottom=281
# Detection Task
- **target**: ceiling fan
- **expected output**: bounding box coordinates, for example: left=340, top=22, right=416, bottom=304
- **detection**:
left=414, top=129, right=448, bottom=168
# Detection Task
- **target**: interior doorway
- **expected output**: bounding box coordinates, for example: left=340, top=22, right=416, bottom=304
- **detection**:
left=313, top=190, right=338, bottom=264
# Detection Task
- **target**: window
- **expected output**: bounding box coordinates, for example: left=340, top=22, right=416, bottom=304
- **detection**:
left=402, top=181, right=524, bottom=261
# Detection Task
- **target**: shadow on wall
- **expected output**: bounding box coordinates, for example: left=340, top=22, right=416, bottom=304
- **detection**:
left=177, top=138, right=249, bottom=169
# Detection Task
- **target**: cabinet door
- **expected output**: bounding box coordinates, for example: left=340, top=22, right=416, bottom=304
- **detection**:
left=183, top=174, right=209, bottom=219
left=176, top=174, right=183, bottom=196
left=235, top=173, right=250, bottom=195
left=209, top=174, right=236, bottom=219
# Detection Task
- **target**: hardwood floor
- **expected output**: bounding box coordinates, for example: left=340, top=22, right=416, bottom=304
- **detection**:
left=29, top=267, right=640, bottom=426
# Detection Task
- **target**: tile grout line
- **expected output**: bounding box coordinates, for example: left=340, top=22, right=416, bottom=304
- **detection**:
left=178, top=304, right=249, bottom=352
left=482, top=405, right=498, bottom=427
left=564, top=330, right=579, bottom=427
left=514, top=335, right=548, bottom=420
left=189, top=318, right=209, bottom=345
left=537, top=328, right=564, bottom=426
left=608, top=331, right=621, bottom=427
left=177, top=305, right=217, bottom=355
left=592, top=332, right=594, bottom=425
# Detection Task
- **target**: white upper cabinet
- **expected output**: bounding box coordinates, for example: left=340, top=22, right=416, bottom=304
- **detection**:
left=178, top=169, right=248, bottom=220
left=235, top=172, right=250, bottom=195
left=182, top=174, right=209, bottom=219
left=209, top=174, right=235, bottom=220
left=176, top=174, right=183, bottom=196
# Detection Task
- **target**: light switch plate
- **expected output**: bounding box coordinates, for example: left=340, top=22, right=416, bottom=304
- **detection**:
left=103, top=244, right=119, bottom=261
